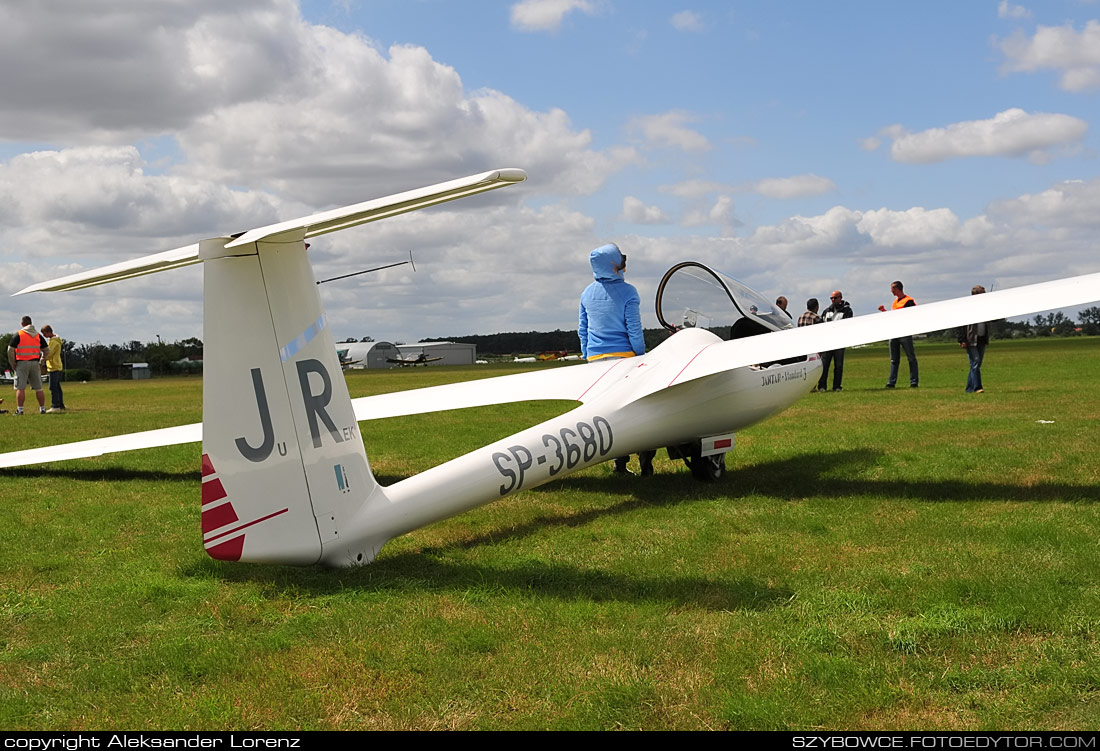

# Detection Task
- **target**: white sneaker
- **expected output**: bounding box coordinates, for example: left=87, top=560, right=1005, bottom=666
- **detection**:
left=46, top=407, right=64, bottom=413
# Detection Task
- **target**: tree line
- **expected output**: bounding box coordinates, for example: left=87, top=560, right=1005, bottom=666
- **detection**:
left=0, top=333, right=204, bottom=380
left=427, top=307, right=1100, bottom=356
left=4, top=306, right=1096, bottom=379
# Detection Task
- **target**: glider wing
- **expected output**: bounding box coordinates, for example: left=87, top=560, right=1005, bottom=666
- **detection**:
left=670, top=271, right=1100, bottom=386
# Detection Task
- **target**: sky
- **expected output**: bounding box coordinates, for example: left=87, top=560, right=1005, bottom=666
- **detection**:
left=1, top=0, right=1098, bottom=346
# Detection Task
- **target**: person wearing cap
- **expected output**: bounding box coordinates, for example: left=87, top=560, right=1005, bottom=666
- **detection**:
left=578, top=243, right=656, bottom=475
left=878, top=280, right=918, bottom=389
left=817, top=290, right=853, bottom=392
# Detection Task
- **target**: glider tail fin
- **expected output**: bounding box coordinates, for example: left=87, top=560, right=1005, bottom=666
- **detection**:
left=200, top=237, right=384, bottom=566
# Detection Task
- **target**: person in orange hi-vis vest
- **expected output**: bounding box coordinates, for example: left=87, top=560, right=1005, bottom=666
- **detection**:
left=878, top=280, right=919, bottom=389
left=6, top=315, right=48, bottom=415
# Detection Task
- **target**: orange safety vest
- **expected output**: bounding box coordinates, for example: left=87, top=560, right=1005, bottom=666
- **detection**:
left=14, top=330, right=43, bottom=361
left=891, top=295, right=915, bottom=310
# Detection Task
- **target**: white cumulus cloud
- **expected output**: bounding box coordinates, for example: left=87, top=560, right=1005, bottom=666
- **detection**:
left=887, top=109, right=1087, bottom=164
left=856, top=207, right=961, bottom=247
left=629, top=111, right=712, bottom=152
left=670, top=11, right=704, bottom=32
left=510, top=0, right=596, bottom=32
left=753, top=174, right=836, bottom=199
left=997, top=1, right=1032, bottom=20
left=998, top=20, right=1100, bottom=91
left=620, top=196, right=670, bottom=224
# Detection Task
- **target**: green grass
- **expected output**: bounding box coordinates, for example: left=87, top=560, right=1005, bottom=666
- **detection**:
left=1, top=338, right=1098, bottom=730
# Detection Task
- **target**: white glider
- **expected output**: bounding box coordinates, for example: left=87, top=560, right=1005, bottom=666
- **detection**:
left=5, top=169, right=1099, bottom=567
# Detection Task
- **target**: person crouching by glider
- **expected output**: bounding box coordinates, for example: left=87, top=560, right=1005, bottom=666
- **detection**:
left=7, top=315, right=48, bottom=415
left=578, top=243, right=658, bottom=476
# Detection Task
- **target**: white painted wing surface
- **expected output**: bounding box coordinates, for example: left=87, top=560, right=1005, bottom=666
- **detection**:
left=670, top=271, right=1100, bottom=386
left=0, top=362, right=616, bottom=468
left=352, top=359, right=619, bottom=421
left=0, top=423, right=202, bottom=469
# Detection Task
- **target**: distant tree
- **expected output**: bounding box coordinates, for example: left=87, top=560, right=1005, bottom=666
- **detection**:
left=177, top=337, right=203, bottom=359
left=1076, top=308, right=1100, bottom=336
left=1079, top=307, right=1100, bottom=333
left=145, top=340, right=182, bottom=375
left=1000, top=320, right=1034, bottom=339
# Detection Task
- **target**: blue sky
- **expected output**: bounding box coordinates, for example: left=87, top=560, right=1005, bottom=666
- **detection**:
left=1, top=0, right=1098, bottom=345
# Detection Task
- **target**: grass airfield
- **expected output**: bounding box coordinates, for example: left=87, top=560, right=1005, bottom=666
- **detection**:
left=1, top=338, right=1098, bottom=730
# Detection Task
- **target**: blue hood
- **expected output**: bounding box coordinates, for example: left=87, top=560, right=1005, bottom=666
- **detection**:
left=589, top=243, right=624, bottom=282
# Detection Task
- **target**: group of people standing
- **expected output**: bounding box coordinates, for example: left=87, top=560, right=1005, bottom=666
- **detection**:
left=794, top=281, right=991, bottom=393
left=7, top=316, right=66, bottom=415
left=795, top=290, right=856, bottom=392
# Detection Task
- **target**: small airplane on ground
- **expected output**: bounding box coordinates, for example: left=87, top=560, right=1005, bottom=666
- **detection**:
left=386, top=353, right=443, bottom=367
left=4, top=168, right=1100, bottom=567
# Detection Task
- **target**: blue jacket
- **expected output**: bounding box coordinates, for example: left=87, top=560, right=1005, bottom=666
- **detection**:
left=578, top=244, right=645, bottom=360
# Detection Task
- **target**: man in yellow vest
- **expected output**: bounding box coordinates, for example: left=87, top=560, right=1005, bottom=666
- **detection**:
left=7, top=316, right=48, bottom=415
left=878, top=280, right=918, bottom=388
left=41, top=324, right=66, bottom=412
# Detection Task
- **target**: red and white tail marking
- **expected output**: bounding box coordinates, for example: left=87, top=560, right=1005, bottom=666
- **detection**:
left=200, top=453, right=289, bottom=561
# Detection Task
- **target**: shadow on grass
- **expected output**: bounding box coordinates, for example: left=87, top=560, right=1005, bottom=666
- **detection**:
left=180, top=447, right=1096, bottom=606
left=186, top=553, right=792, bottom=612
left=0, top=467, right=198, bottom=482
left=723, top=448, right=1100, bottom=504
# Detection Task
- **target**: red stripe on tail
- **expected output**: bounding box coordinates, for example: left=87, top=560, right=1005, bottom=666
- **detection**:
left=201, top=502, right=239, bottom=534
left=206, top=535, right=245, bottom=561
left=201, top=477, right=227, bottom=506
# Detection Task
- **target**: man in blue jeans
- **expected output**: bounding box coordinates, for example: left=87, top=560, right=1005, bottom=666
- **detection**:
left=879, top=280, right=919, bottom=388
left=957, top=285, right=991, bottom=393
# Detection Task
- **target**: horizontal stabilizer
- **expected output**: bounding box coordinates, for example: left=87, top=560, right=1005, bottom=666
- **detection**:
left=14, top=168, right=526, bottom=295
left=226, top=168, right=527, bottom=249
left=15, top=243, right=204, bottom=295
left=0, top=423, right=201, bottom=468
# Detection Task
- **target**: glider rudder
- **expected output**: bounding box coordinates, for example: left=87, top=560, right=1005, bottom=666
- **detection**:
left=200, top=236, right=384, bottom=566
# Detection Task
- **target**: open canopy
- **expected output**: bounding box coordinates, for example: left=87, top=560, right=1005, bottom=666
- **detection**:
left=655, top=261, right=793, bottom=340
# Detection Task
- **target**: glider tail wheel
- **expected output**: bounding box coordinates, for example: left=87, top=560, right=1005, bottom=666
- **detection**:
left=667, top=442, right=728, bottom=482
left=684, top=451, right=726, bottom=482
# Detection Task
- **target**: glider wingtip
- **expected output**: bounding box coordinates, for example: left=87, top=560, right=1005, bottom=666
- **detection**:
left=494, top=168, right=527, bottom=183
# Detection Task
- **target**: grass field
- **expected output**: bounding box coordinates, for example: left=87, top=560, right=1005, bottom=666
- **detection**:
left=1, top=337, right=1098, bottom=730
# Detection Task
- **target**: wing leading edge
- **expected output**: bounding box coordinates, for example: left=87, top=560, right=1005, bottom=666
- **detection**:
left=15, top=169, right=526, bottom=295
left=670, top=271, right=1100, bottom=387
left=0, top=361, right=617, bottom=469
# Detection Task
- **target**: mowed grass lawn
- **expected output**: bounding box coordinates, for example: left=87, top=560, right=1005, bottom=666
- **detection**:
left=1, top=337, right=1098, bottom=730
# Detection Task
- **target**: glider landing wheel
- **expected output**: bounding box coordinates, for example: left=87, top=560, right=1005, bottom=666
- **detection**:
left=685, top=452, right=726, bottom=482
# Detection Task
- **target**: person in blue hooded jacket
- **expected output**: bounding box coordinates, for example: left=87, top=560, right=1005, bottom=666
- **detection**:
left=579, top=243, right=656, bottom=475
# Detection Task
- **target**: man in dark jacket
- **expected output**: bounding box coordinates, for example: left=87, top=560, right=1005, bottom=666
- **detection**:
left=817, top=290, right=853, bottom=392
left=957, top=285, right=991, bottom=393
